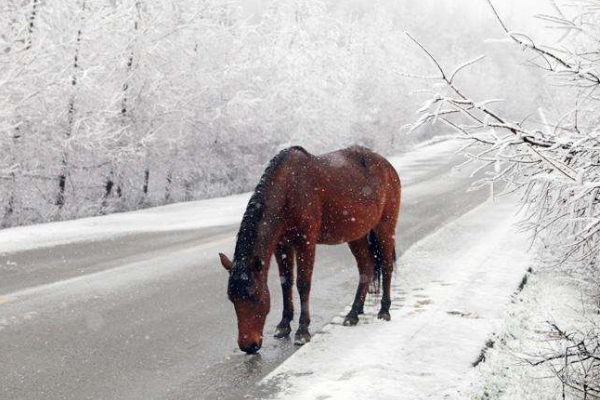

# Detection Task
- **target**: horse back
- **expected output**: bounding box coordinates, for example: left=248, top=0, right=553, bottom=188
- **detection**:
left=316, top=145, right=400, bottom=203
left=282, top=146, right=400, bottom=244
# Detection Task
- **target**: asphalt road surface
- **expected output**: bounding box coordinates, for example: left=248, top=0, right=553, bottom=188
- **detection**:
left=0, top=143, right=489, bottom=400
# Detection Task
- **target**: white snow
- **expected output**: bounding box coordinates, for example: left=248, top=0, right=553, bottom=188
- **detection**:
left=0, top=139, right=461, bottom=254
left=464, top=264, right=600, bottom=399
left=388, top=135, right=462, bottom=187
left=261, top=197, right=533, bottom=400
left=0, top=193, right=251, bottom=254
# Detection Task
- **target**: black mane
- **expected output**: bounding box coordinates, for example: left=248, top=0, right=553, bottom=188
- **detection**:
left=228, top=146, right=309, bottom=300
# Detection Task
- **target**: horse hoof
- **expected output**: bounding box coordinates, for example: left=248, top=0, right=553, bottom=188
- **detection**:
left=294, top=332, right=311, bottom=346
left=377, top=311, right=391, bottom=321
left=274, top=326, right=291, bottom=339
left=343, top=315, right=359, bottom=326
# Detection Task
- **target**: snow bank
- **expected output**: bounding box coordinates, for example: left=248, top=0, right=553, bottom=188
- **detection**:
left=0, top=139, right=461, bottom=254
left=387, top=135, right=461, bottom=187
left=464, top=266, right=600, bottom=399
left=260, top=198, right=533, bottom=400
left=0, top=193, right=250, bottom=254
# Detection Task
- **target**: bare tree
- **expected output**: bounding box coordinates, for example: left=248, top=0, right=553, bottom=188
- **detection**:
left=407, top=0, right=600, bottom=271
left=407, top=1, right=600, bottom=397
left=529, top=322, right=600, bottom=399
left=1, top=0, right=42, bottom=227
left=57, top=0, right=87, bottom=210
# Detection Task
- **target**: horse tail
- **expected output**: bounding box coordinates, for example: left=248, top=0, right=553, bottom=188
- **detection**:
left=367, top=230, right=384, bottom=294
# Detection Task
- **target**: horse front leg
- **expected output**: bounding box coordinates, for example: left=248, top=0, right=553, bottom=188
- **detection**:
left=274, top=244, right=295, bottom=338
left=294, top=241, right=315, bottom=345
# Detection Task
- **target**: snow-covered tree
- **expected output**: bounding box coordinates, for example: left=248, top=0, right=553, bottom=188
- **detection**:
left=409, top=1, right=600, bottom=396
left=0, top=0, right=551, bottom=228
left=410, top=0, right=600, bottom=271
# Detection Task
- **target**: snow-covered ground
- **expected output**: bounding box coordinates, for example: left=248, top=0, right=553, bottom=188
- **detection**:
left=260, top=197, right=534, bottom=400
left=3, top=137, right=588, bottom=400
left=464, top=262, right=600, bottom=399
left=0, top=138, right=459, bottom=255
left=0, top=192, right=250, bottom=255
left=5, top=137, right=574, bottom=400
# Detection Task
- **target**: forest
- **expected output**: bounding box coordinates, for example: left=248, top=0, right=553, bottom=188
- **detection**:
left=0, top=0, right=546, bottom=227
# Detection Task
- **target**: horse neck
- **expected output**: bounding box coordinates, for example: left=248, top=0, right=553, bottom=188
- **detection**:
left=235, top=182, right=286, bottom=278
left=253, top=197, right=285, bottom=270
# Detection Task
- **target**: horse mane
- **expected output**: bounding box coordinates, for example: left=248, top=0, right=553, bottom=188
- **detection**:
left=228, top=146, right=309, bottom=300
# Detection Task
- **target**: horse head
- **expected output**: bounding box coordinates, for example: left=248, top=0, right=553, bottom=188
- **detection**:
left=219, top=253, right=270, bottom=354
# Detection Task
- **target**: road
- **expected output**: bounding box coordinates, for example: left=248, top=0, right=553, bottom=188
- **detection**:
left=0, top=141, right=489, bottom=400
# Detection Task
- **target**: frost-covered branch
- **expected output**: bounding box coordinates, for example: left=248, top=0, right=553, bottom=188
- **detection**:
left=409, top=4, right=600, bottom=393
left=528, top=322, right=600, bottom=399
left=485, top=0, right=600, bottom=88
left=407, top=0, right=600, bottom=269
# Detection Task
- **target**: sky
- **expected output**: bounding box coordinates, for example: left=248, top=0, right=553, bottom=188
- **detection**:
left=242, top=0, right=556, bottom=41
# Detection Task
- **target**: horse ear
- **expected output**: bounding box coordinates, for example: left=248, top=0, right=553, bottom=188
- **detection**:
left=219, top=253, right=233, bottom=271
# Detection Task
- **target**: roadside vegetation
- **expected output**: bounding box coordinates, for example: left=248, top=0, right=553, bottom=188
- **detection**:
left=410, top=1, right=600, bottom=398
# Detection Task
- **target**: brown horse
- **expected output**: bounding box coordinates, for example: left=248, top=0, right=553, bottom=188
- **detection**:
left=219, top=146, right=401, bottom=354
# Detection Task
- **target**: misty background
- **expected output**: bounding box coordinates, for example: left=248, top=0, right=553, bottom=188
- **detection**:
left=0, top=0, right=560, bottom=227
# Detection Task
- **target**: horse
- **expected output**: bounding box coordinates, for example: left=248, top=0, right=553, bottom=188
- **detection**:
left=219, top=145, right=401, bottom=354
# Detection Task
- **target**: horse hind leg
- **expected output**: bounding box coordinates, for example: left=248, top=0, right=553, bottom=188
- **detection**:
left=343, top=236, right=374, bottom=326
left=274, top=244, right=294, bottom=338
left=373, top=224, right=397, bottom=321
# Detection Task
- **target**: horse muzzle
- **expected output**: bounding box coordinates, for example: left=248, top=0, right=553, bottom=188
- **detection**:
left=239, top=335, right=263, bottom=354
left=240, top=342, right=261, bottom=354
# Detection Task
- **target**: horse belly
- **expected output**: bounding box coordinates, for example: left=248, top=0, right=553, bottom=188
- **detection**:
left=317, top=200, right=382, bottom=245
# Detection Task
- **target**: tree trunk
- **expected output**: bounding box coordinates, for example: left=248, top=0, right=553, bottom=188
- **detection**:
left=101, top=170, right=115, bottom=214
left=3, top=0, right=41, bottom=226
left=105, top=0, right=142, bottom=208
left=56, top=1, right=86, bottom=209
left=1, top=135, right=19, bottom=228
left=25, top=0, right=39, bottom=50
left=164, top=170, right=173, bottom=202
left=141, top=163, right=150, bottom=206
left=142, top=168, right=150, bottom=196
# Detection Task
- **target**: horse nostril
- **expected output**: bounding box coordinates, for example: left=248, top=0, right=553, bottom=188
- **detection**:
left=240, top=342, right=261, bottom=354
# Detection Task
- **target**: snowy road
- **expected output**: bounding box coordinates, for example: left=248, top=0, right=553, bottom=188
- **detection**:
left=259, top=199, right=530, bottom=400
left=0, top=140, right=490, bottom=400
